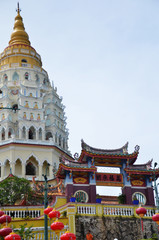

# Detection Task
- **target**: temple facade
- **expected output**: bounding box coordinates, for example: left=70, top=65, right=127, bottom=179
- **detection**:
left=0, top=5, right=71, bottom=180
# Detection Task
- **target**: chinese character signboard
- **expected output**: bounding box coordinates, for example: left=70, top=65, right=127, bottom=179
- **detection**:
left=96, top=173, right=123, bottom=187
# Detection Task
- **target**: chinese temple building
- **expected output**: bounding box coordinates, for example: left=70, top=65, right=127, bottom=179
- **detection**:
left=56, top=140, right=159, bottom=206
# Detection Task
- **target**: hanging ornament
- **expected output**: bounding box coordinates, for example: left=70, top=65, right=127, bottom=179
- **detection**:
left=0, top=226, right=12, bottom=237
left=0, top=215, right=12, bottom=224
left=48, top=210, right=60, bottom=220
left=136, top=207, right=147, bottom=218
left=50, top=220, right=64, bottom=235
left=4, top=232, right=21, bottom=240
left=60, top=231, right=76, bottom=240
left=152, top=213, right=159, bottom=225
left=44, top=207, right=53, bottom=215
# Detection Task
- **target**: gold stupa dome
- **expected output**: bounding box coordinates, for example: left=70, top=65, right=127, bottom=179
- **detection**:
left=9, top=3, right=30, bottom=46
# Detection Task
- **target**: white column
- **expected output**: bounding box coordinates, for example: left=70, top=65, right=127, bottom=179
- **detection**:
left=39, top=164, right=42, bottom=180
left=49, top=165, right=52, bottom=178
left=22, top=163, right=25, bottom=178
left=26, top=129, right=29, bottom=139
left=19, top=128, right=22, bottom=139
left=42, top=129, right=45, bottom=141
left=1, top=165, right=4, bottom=178
left=36, top=129, right=38, bottom=140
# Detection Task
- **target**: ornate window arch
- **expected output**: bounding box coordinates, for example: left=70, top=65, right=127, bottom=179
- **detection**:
left=24, top=72, right=29, bottom=80
left=29, top=126, right=36, bottom=140
left=46, top=132, right=53, bottom=140
left=74, top=190, right=88, bottom=203
left=3, top=74, right=8, bottom=81
left=12, top=72, right=19, bottom=81
left=22, top=126, right=26, bottom=139
left=132, top=192, right=146, bottom=205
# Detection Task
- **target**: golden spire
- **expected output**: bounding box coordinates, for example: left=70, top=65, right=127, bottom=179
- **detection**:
left=9, top=3, right=30, bottom=46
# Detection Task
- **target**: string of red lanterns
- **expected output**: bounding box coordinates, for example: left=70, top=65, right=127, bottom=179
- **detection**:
left=44, top=207, right=76, bottom=239
left=0, top=210, right=21, bottom=240
left=136, top=207, right=147, bottom=239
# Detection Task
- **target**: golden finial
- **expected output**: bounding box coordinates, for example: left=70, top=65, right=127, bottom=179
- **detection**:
left=9, top=3, right=30, bottom=46
left=16, top=2, right=21, bottom=14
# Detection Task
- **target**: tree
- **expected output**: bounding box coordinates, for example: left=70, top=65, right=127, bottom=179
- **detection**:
left=0, top=176, right=32, bottom=205
left=15, top=223, right=35, bottom=240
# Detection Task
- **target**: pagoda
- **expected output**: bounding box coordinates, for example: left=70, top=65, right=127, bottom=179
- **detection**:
left=0, top=3, right=71, bottom=180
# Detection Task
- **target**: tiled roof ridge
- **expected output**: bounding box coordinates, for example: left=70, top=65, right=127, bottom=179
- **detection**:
left=81, top=139, right=129, bottom=154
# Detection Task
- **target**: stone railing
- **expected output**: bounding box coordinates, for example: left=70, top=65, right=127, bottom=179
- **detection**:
left=77, top=205, right=96, bottom=215
left=4, top=210, right=41, bottom=219
left=103, top=206, right=134, bottom=216
left=75, top=203, right=157, bottom=218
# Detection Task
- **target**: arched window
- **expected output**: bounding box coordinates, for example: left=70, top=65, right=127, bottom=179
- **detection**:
left=55, top=133, right=57, bottom=143
left=2, top=128, right=5, bottom=140
left=74, top=190, right=88, bottom=203
left=8, top=128, right=13, bottom=138
left=21, top=59, right=27, bottom=63
left=26, top=162, right=36, bottom=175
left=59, top=135, right=61, bottom=146
left=12, top=72, right=19, bottom=81
left=35, top=74, right=40, bottom=84
left=63, top=138, right=65, bottom=149
left=132, top=192, right=146, bottom=205
left=46, top=132, right=53, bottom=140
left=39, top=128, right=42, bottom=140
left=25, top=72, right=29, bottom=80
left=3, top=74, right=8, bottom=82
left=22, top=126, right=26, bottom=139
left=29, top=126, right=36, bottom=140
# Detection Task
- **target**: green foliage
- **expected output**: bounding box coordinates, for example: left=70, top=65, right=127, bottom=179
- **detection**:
left=62, top=211, right=67, bottom=217
left=118, top=194, right=126, bottom=204
left=139, top=233, right=158, bottom=240
left=15, top=223, right=35, bottom=240
left=0, top=176, right=32, bottom=205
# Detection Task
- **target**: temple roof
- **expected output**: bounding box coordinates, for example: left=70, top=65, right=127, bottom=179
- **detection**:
left=81, top=139, right=129, bottom=155
left=79, top=140, right=139, bottom=164
left=56, top=162, right=97, bottom=179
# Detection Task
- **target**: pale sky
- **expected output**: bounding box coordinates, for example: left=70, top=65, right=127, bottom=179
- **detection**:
left=1, top=1, right=159, bottom=176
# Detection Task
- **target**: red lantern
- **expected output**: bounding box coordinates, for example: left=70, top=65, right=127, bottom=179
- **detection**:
left=0, top=211, right=4, bottom=217
left=136, top=207, right=147, bottom=218
left=152, top=213, right=159, bottom=225
left=44, top=207, right=53, bottom=215
left=5, top=232, right=21, bottom=240
left=60, top=231, right=76, bottom=240
left=0, top=215, right=11, bottom=224
left=48, top=210, right=60, bottom=220
left=51, top=220, right=64, bottom=235
left=0, top=227, right=12, bottom=236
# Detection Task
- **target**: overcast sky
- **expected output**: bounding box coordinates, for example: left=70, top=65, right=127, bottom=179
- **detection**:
left=1, top=1, right=159, bottom=172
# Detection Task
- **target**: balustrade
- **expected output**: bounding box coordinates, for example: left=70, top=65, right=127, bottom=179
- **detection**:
left=77, top=206, right=96, bottom=215
left=4, top=210, right=41, bottom=219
